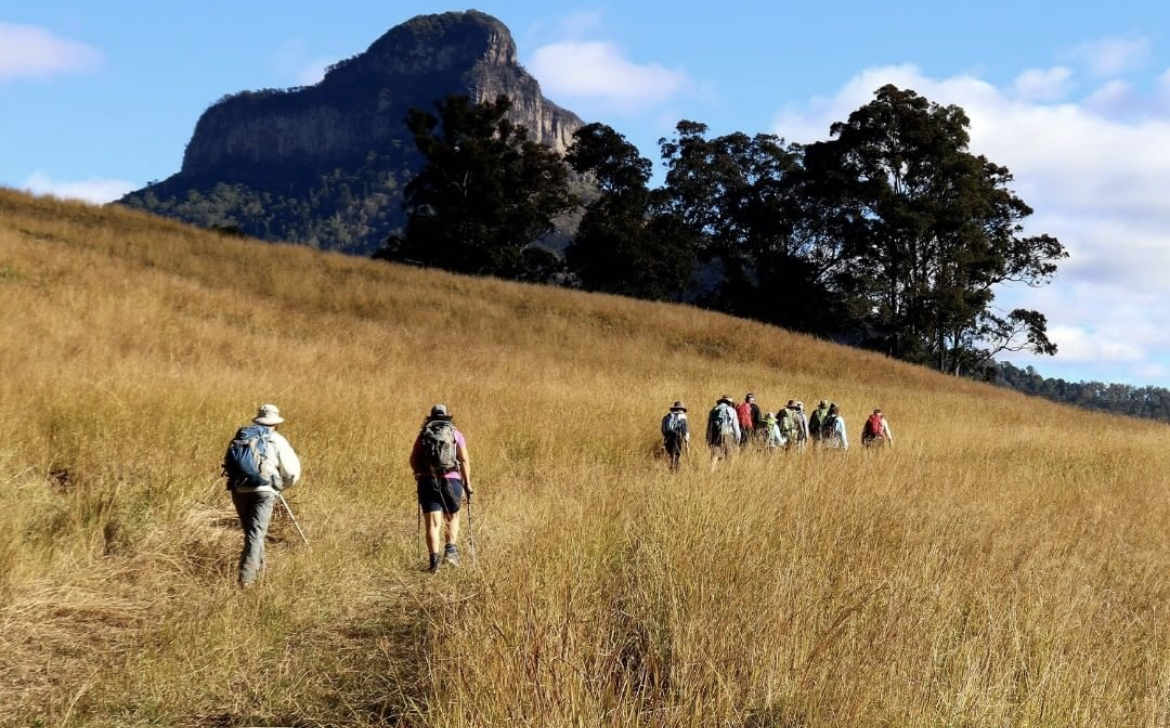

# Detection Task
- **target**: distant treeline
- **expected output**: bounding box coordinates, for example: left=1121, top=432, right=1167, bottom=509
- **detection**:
left=380, top=87, right=1068, bottom=381
left=992, top=361, right=1170, bottom=423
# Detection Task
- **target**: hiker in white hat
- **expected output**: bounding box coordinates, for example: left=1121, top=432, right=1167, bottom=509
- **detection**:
left=706, top=395, right=741, bottom=469
left=661, top=401, right=691, bottom=470
left=222, top=403, right=302, bottom=588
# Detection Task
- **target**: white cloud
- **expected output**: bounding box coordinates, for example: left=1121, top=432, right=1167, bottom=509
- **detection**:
left=1012, top=67, right=1074, bottom=102
left=528, top=40, right=690, bottom=113
left=0, top=22, right=102, bottom=80
left=1045, top=325, right=1145, bottom=363
left=21, top=172, right=135, bottom=204
left=1066, top=36, right=1151, bottom=77
left=770, top=64, right=1170, bottom=386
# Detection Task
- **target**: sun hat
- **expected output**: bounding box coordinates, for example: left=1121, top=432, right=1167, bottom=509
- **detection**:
left=429, top=404, right=452, bottom=420
left=670, top=400, right=687, bottom=412
left=718, top=394, right=734, bottom=405
left=818, top=399, right=828, bottom=407
left=796, top=401, right=805, bottom=411
left=786, top=399, right=797, bottom=408
left=253, top=403, right=284, bottom=426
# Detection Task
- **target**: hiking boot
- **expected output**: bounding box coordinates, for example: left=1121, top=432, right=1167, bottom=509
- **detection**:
left=427, top=553, right=442, bottom=573
left=443, top=545, right=460, bottom=568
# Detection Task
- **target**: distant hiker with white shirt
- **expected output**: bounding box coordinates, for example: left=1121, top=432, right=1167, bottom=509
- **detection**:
left=793, top=401, right=810, bottom=452
left=661, top=400, right=691, bottom=470
left=222, top=403, right=302, bottom=588
left=820, top=402, right=849, bottom=451
left=763, top=412, right=784, bottom=450
left=861, top=408, right=894, bottom=449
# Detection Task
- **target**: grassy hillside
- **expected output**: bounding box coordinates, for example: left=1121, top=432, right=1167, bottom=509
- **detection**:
left=0, top=188, right=1167, bottom=727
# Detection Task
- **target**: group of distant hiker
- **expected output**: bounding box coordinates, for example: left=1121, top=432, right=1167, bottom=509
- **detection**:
left=660, top=393, right=893, bottom=470
left=221, top=402, right=471, bottom=586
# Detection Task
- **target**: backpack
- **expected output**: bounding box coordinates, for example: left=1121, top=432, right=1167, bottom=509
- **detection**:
left=708, top=405, right=736, bottom=445
left=808, top=407, right=827, bottom=438
left=662, top=412, right=686, bottom=440
left=420, top=420, right=459, bottom=472
left=223, top=424, right=273, bottom=490
left=821, top=413, right=840, bottom=441
left=735, top=402, right=754, bottom=430
left=864, top=413, right=885, bottom=440
left=778, top=409, right=798, bottom=441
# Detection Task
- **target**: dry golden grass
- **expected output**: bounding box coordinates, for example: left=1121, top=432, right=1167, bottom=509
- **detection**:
left=0, top=188, right=1167, bottom=727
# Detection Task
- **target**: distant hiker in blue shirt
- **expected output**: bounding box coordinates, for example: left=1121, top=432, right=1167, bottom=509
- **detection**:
left=661, top=400, right=691, bottom=470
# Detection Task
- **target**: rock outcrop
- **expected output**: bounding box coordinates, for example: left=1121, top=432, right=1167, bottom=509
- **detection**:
left=120, top=10, right=584, bottom=255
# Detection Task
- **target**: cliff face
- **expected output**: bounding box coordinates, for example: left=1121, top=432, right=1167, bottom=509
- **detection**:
left=181, top=10, right=581, bottom=173
left=120, top=10, right=584, bottom=255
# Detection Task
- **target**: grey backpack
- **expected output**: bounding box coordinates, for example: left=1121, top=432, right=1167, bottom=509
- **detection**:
left=420, top=420, right=459, bottom=471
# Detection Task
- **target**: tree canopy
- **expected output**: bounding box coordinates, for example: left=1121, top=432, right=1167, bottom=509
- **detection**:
left=377, top=95, right=576, bottom=281
left=380, top=87, right=1067, bottom=379
left=564, top=123, right=694, bottom=300
left=801, top=85, right=1066, bottom=374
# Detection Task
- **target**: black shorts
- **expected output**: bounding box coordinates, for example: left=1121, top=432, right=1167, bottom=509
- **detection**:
left=417, top=475, right=463, bottom=514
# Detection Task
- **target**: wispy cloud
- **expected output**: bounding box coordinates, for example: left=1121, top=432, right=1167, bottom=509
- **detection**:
left=771, top=63, right=1170, bottom=385
left=1012, top=66, right=1074, bottom=102
left=272, top=38, right=333, bottom=87
left=1065, top=36, right=1151, bottom=77
left=555, top=9, right=605, bottom=38
left=0, top=22, right=102, bottom=81
left=21, top=172, right=135, bottom=204
left=529, top=40, right=690, bottom=113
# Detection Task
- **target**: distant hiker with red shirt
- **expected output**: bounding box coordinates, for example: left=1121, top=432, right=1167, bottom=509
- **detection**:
left=736, top=393, right=761, bottom=445
left=861, top=408, right=894, bottom=449
left=410, top=404, right=473, bottom=572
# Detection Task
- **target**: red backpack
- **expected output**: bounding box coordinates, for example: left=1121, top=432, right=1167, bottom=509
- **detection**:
left=735, top=402, right=754, bottom=429
left=864, top=413, right=884, bottom=440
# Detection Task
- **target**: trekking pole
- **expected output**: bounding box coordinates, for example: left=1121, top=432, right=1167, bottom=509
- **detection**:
left=466, top=489, right=478, bottom=567
left=278, top=493, right=310, bottom=546
left=417, top=503, right=422, bottom=561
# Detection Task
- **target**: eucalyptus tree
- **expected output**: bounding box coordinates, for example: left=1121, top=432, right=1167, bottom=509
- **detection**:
left=564, top=122, right=694, bottom=300
left=380, top=94, right=577, bottom=281
left=802, top=84, right=1066, bottom=373
left=657, top=122, right=830, bottom=327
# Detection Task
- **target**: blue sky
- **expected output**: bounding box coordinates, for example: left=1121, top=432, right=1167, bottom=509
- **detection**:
left=4, top=2, right=1170, bottom=387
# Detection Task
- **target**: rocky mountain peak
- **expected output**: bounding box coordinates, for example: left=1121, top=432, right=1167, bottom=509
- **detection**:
left=178, top=10, right=581, bottom=176
left=121, top=10, right=585, bottom=256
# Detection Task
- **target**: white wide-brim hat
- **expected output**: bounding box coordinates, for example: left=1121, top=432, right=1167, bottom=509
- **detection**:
left=253, top=403, right=284, bottom=425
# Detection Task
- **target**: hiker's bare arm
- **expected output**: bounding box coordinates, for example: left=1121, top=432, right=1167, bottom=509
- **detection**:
left=457, top=442, right=472, bottom=492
